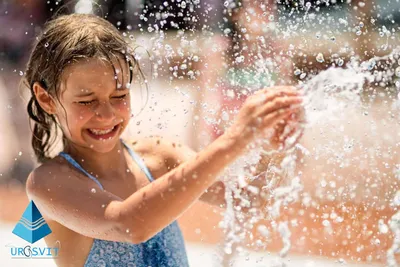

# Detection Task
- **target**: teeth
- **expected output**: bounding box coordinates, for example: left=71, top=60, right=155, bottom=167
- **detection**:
left=89, top=126, right=115, bottom=135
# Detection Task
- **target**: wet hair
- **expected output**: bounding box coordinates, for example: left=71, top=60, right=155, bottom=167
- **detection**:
left=23, top=13, right=143, bottom=163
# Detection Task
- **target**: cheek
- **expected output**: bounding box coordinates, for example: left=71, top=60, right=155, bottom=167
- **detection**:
left=58, top=105, right=93, bottom=129
left=115, top=100, right=131, bottom=116
left=70, top=108, right=94, bottom=125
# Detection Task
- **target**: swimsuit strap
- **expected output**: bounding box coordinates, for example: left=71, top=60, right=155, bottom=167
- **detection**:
left=59, top=152, right=104, bottom=190
left=59, top=139, right=155, bottom=190
left=121, top=140, right=155, bottom=182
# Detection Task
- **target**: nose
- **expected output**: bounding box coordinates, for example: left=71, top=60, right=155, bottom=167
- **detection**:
left=94, top=101, right=115, bottom=122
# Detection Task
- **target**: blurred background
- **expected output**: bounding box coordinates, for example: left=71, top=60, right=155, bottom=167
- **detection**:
left=1, top=0, right=400, bottom=266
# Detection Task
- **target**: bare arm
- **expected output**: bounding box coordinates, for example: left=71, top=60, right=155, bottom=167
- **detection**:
left=27, top=134, right=245, bottom=244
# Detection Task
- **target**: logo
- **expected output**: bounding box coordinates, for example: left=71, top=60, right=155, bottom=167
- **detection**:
left=6, top=200, right=59, bottom=259
left=12, top=200, right=52, bottom=244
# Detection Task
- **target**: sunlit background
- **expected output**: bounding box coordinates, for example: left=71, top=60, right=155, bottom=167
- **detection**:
left=1, top=0, right=400, bottom=266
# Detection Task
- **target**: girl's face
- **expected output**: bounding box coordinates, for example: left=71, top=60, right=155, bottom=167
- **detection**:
left=54, top=57, right=132, bottom=153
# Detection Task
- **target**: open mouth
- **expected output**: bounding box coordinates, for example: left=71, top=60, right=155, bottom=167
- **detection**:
left=86, top=124, right=120, bottom=140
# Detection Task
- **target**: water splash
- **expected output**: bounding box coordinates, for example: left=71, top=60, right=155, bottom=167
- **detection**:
left=218, top=47, right=400, bottom=264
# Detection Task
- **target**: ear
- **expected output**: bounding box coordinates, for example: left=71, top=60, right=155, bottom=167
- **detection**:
left=32, top=82, right=57, bottom=115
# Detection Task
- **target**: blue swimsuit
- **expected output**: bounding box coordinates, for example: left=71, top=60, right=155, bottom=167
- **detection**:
left=59, top=141, right=189, bottom=267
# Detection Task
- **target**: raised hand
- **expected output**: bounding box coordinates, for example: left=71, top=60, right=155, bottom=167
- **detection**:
left=225, top=86, right=304, bottom=150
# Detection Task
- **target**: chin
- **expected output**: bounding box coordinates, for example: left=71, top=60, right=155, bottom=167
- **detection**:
left=85, top=137, right=121, bottom=153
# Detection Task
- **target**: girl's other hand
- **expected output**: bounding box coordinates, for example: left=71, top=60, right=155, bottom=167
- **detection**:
left=224, top=86, right=304, bottom=149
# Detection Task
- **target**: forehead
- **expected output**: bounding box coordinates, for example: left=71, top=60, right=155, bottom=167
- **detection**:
left=60, top=57, right=130, bottom=95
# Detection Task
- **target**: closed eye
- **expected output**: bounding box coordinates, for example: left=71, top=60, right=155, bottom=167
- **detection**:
left=78, top=100, right=94, bottom=106
left=77, top=94, right=127, bottom=106
left=113, top=94, right=127, bottom=99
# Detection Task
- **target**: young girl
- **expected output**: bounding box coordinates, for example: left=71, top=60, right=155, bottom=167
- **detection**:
left=24, top=13, right=303, bottom=267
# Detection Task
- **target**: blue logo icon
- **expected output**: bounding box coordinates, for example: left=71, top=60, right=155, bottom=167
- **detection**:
left=12, top=200, right=52, bottom=244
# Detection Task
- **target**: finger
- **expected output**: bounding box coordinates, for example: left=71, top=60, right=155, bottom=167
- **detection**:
left=257, top=96, right=303, bottom=118
left=262, top=107, right=296, bottom=128
left=280, top=123, right=298, bottom=142
left=270, top=106, right=305, bottom=128
left=254, top=86, right=297, bottom=95
left=282, top=125, right=305, bottom=150
left=248, top=88, right=302, bottom=109
left=254, top=87, right=302, bottom=103
left=263, top=87, right=301, bottom=99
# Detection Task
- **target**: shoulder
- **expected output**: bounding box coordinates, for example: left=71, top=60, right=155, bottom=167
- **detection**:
left=26, top=159, right=60, bottom=195
left=26, top=157, right=81, bottom=200
left=124, top=136, right=196, bottom=168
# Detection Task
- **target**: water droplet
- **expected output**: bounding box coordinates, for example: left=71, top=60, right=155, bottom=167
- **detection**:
left=223, top=28, right=231, bottom=35
left=335, top=216, right=344, bottom=223
left=337, top=258, right=346, bottom=264
left=322, top=220, right=331, bottom=227
left=235, top=55, right=245, bottom=63
left=316, top=53, right=325, bottom=63
left=367, top=59, right=376, bottom=70
left=91, top=188, right=96, bottom=193
left=395, top=67, right=400, bottom=77
left=393, top=191, right=400, bottom=206
left=339, top=18, right=348, bottom=26
left=221, top=111, right=229, bottom=121
left=378, top=219, right=389, bottom=234
left=19, top=71, right=24, bottom=76
left=294, top=69, right=301, bottom=76
left=45, top=42, right=49, bottom=47
left=257, top=225, right=269, bottom=237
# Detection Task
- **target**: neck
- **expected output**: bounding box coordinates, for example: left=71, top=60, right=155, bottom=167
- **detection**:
left=63, top=139, right=129, bottom=179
